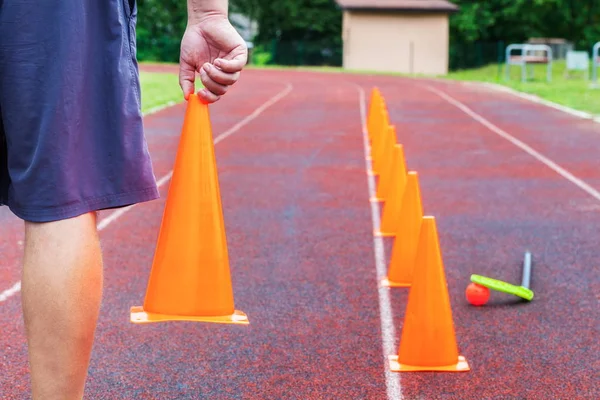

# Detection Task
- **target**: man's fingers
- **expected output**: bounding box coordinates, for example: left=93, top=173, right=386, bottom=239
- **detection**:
left=202, top=63, right=240, bottom=86
left=200, top=68, right=229, bottom=96
left=180, top=61, right=229, bottom=104
left=180, top=80, right=195, bottom=101
left=197, top=88, right=221, bottom=104
left=214, top=53, right=247, bottom=73
left=179, top=62, right=196, bottom=100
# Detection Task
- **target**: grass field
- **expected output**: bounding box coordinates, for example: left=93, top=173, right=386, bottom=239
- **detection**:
left=446, top=60, right=600, bottom=117
left=139, top=71, right=183, bottom=113
left=138, top=59, right=600, bottom=118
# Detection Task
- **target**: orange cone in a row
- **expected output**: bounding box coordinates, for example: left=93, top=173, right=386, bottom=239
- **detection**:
left=371, top=142, right=401, bottom=204
left=388, top=216, right=469, bottom=372
left=381, top=171, right=424, bottom=287
left=370, top=109, right=390, bottom=174
left=367, top=88, right=382, bottom=142
left=375, top=145, right=408, bottom=236
left=372, top=121, right=389, bottom=169
left=368, top=87, right=469, bottom=373
left=373, top=126, right=398, bottom=201
left=130, top=94, right=248, bottom=325
left=367, top=96, right=387, bottom=163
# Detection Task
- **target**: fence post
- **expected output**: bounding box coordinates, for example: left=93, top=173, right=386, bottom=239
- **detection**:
left=497, top=40, right=504, bottom=80
left=270, top=38, right=278, bottom=65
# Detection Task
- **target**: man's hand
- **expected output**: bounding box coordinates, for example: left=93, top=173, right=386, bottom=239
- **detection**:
left=179, top=15, right=247, bottom=103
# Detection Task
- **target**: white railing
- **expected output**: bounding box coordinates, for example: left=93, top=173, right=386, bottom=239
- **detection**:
left=505, top=44, right=553, bottom=82
left=592, top=42, right=600, bottom=84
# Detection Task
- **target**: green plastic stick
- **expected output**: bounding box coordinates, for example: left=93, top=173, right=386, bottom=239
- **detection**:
left=470, top=274, right=534, bottom=301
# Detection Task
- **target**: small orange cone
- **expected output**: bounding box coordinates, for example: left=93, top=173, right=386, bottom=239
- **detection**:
left=370, top=115, right=390, bottom=175
left=373, top=126, right=398, bottom=201
left=370, top=109, right=389, bottom=173
left=367, top=101, right=386, bottom=160
left=375, top=145, right=408, bottom=237
left=130, top=94, right=248, bottom=325
left=371, top=144, right=401, bottom=203
left=389, top=216, right=469, bottom=372
left=367, top=88, right=382, bottom=142
left=381, top=172, right=424, bottom=287
left=371, top=94, right=386, bottom=144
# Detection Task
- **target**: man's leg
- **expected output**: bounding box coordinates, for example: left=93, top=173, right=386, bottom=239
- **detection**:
left=21, top=212, right=103, bottom=399
left=1, top=1, right=158, bottom=397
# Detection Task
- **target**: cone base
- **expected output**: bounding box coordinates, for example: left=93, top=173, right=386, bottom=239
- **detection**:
left=380, top=277, right=411, bottom=288
left=388, top=355, right=470, bottom=372
left=374, top=229, right=395, bottom=237
left=129, top=306, right=249, bottom=325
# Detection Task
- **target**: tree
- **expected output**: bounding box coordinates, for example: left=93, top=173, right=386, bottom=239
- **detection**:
left=230, top=0, right=343, bottom=65
left=448, top=0, right=600, bottom=69
left=136, top=0, right=187, bottom=62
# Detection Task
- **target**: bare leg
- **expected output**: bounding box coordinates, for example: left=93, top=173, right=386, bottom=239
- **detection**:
left=21, top=212, right=103, bottom=400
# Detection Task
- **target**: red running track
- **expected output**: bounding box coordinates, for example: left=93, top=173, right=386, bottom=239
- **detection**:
left=1, top=66, right=599, bottom=399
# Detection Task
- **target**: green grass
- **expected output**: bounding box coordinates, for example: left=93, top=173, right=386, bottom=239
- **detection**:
left=444, top=60, right=600, bottom=117
left=139, top=71, right=184, bottom=113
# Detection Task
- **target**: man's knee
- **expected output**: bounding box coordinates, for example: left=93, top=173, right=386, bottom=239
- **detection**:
left=24, top=212, right=99, bottom=238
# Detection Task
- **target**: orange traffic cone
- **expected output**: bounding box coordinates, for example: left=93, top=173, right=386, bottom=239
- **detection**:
left=375, top=145, right=408, bottom=236
left=367, top=99, right=386, bottom=160
left=373, top=126, right=398, bottom=201
left=381, top=172, right=424, bottom=287
left=367, top=88, right=381, bottom=142
left=389, top=216, right=469, bottom=372
left=369, top=109, right=390, bottom=174
left=371, top=143, right=400, bottom=204
left=370, top=91, right=386, bottom=143
left=130, top=94, right=248, bottom=325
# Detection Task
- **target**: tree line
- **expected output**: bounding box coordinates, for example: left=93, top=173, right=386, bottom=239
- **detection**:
left=135, top=0, right=600, bottom=69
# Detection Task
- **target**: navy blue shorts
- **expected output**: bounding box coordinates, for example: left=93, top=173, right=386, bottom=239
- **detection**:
left=0, top=0, right=159, bottom=222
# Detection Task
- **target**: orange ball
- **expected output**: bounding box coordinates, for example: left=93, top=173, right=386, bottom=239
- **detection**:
left=466, top=283, right=490, bottom=306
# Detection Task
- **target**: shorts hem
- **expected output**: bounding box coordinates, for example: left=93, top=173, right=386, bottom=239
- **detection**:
left=6, top=186, right=160, bottom=223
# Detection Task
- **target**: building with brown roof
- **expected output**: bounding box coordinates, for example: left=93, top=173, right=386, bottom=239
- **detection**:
left=335, top=0, right=459, bottom=75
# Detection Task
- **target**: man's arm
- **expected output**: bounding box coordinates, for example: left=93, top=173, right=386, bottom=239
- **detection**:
left=187, top=0, right=228, bottom=25
left=179, top=0, right=247, bottom=103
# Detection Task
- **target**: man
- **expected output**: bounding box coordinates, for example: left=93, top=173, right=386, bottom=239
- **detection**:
left=0, top=0, right=247, bottom=398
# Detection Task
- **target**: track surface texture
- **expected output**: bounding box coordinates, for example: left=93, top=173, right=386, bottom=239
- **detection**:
left=1, top=66, right=599, bottom=399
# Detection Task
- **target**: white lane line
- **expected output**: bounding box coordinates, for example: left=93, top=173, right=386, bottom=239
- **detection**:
left=425, top=84, right=600, bottom=203
left=0, top=83, right=294, bottom=303
left=144, top=100, right=178, bottom=116
left=0, top=281, right=21, bottom=302
left=355, top=84, right=403, bottom=400
left=214, top=84, right=293, bottom=145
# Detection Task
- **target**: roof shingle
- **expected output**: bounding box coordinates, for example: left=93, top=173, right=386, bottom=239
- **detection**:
left=335, top=0, right=459, bottom=12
